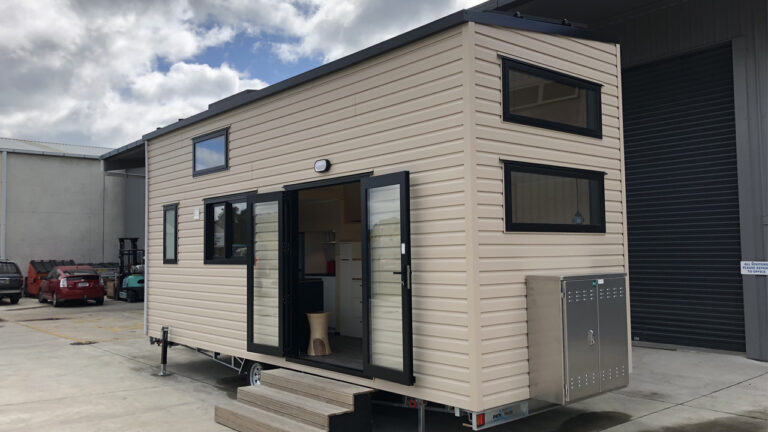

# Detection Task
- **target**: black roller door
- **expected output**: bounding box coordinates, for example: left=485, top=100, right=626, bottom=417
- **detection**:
left=622, top=44, right=745, bottom=352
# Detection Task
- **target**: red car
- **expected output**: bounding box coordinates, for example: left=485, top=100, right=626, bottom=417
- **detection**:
left=38, top=266, right=105, bottom=307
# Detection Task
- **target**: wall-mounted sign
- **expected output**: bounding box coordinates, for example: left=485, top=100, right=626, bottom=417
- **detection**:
left=741, top=261, right=768, bottom=275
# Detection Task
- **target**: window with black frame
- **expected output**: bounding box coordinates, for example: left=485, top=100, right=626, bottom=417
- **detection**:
left=204, top=195, right=248, bottom=264
left=163, top=203, right=178, bottom=264
left=193, top=128, right=229, bottom=176
left=502, top=57, right=602, bottom=138
left=504, top=160, right=606, bottom=233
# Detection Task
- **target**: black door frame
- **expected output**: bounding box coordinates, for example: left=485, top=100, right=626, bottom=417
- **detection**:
left=246, top=191, right=286, bottom=356
left=361, top=171, right=414, bottom=385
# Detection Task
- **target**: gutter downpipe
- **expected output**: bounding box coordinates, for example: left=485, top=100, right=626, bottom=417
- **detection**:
left=143, top=140, right=149, bottom=335
left=1, top=151, right=6, bottom=259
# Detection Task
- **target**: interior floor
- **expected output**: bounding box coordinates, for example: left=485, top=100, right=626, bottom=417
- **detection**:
left=298, top=334, right=363, bottom=370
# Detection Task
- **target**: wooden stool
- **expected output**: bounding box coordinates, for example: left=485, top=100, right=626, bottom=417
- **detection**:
left=306, top=312, right=332, bottom=356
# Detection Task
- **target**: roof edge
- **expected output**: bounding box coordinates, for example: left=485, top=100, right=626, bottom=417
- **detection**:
left=100, top=139, right=145, bottom=160
left=0, top=147, right=103, bottom=160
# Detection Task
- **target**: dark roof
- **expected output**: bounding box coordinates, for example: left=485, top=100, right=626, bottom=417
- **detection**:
left=114, top=8, right=615, bottom=152
left=101, top=139, right=143, bottom=160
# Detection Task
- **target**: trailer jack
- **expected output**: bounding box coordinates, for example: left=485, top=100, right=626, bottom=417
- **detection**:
left=157, top=326, right=171, bottom=376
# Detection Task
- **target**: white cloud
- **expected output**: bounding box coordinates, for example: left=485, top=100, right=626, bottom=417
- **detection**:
left=0, top=0, right=485, bottom=148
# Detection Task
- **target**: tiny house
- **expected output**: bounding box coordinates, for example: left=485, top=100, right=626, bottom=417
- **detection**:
left=140, top=7, right=629, bottom=426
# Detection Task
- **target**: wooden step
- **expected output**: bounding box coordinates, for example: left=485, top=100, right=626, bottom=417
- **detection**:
left=215, top=402, right=324, bottom=432
left=237, top=385, right=350, bottom=429
left=260, top=369, right=374, bottom=408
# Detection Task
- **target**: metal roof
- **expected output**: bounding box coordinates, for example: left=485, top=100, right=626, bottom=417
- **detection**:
left=116, top=8, right=615, bottom=152
left=0, top=137, right=112, bottom=159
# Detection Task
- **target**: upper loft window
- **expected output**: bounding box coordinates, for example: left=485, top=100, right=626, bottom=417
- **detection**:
left=193, top=128, right=229, bottom=176
left=504, top=160, right=606, bottom=233
left=501, top=57, right=602, bottom=138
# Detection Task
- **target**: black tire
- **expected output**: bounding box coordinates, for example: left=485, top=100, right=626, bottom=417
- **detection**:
left=52, top=291, right=60, bottom=307
left=95, top=296, right=104, bottom=306
left=127, top=290, right=136, bottom=303
left=9, top=295, right=20, bottom=305
left=38, top=288, right=47, bottom=303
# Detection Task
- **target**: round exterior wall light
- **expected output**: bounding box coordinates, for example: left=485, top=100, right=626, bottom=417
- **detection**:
left=314, top=159, right=331, bottom=173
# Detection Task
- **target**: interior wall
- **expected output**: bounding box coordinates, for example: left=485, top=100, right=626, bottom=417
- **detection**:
left=298, top=184, right=362, bottom=274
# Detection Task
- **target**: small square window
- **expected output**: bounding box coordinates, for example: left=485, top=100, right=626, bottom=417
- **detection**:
left=204, top=194, right=247, bottom=264
left=163, top=203, right=178, bottom=264
left=502, top=57, right=602, bottom=138
left=504, top=160, right=606, bottom=233
left=193, top=128, right=228, bottom=176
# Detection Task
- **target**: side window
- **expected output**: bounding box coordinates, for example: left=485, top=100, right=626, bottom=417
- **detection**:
left=204, top=195, right=248, bottom=264
left=163, top=203, right=178, bottom=264
left=504, top=160, right=606, bottom=233
left=193, top=128, right=229, bottom=176
left=501, top=57, right=602, bottom=138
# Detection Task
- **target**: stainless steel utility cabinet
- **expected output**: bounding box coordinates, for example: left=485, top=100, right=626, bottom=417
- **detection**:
left=526, top=274, right=629, bottom=405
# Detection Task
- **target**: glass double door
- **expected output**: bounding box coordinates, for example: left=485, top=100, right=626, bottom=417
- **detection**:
left=246, top=172, right=413, bottom=385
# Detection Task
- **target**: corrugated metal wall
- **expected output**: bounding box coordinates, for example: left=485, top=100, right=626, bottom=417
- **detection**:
left=623, top=44, right=745, bottom=351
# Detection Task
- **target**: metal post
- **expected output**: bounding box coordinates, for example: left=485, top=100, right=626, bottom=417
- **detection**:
left=158, top=326, right=171, bottom=376
left=417, top=399, right=426, bottom=432
left=1, top=151, right=7, bottom=259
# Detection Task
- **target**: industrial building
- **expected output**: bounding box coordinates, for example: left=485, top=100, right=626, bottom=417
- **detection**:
left=501, top=0, right=767, bottom=361
left=0, top=137, right=144, bottom=271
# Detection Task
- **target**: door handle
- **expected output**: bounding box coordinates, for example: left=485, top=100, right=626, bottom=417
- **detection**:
left=406, top=265, right=412, bottom=291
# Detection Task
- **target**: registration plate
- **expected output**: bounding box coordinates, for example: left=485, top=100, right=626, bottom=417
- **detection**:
left=0, top=278, right=8, bottom=285
left=78, top=282, right=90, bottom=287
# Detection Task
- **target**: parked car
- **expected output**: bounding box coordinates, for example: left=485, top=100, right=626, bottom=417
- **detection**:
left=38, top=265, right=105, bottom=307
left=0, top=260, right=23, bottom=304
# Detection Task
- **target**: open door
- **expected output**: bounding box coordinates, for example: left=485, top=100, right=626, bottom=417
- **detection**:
left=247, top=191, right=285, bottom=356
left=361, top=172, right=414, bottom=385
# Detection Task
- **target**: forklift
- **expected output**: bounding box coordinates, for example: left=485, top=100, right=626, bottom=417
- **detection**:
left=117, top=237, right=144, bottom=302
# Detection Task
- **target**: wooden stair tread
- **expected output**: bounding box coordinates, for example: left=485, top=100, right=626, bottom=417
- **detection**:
left=260, top=369, right=373, bottom=406
left=238, top=385, right=350, bottom=427
left=215, top=402, right=324, bottom=432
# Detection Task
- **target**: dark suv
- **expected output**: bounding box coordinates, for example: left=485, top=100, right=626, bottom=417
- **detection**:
left=0, top=260, right=23, bottom=304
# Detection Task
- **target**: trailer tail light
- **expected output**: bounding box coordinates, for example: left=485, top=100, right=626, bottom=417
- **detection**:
left=60, top=278, right=67, bottom=288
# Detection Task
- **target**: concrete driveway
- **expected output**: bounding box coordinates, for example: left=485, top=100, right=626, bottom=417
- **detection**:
left=0, top=298, right=765, bottom=431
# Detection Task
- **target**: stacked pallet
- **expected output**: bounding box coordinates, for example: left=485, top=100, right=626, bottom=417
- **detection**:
left=215, top=368, right=374, bottom=432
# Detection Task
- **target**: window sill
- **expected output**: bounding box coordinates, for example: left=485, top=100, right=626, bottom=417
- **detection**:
left=204, top=258, right=248, bottom=265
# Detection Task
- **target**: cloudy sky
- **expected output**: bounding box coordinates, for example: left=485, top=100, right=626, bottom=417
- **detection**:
left=0, top=0, right=484, bottom=149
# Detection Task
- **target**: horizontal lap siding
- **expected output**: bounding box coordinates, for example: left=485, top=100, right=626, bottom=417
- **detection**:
left=147, top=27, right=474, bottom=407
left=470, top=24, right=626, bottom=408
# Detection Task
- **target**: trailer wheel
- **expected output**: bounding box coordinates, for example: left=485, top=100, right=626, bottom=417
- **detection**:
left=248, top=362, right=264, bottom=386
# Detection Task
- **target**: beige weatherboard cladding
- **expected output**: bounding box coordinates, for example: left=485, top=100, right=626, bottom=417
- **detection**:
left=145, top=21, right=626, bottom=412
